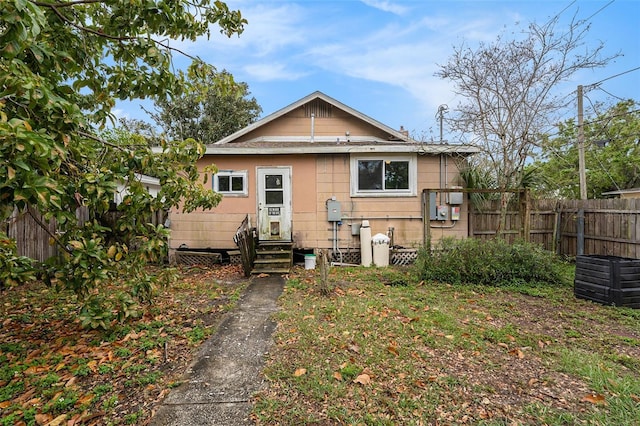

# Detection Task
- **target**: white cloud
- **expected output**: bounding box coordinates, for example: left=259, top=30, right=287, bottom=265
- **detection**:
left=112, top=108, right=129, bottom=120
left=196, top=3, right=308, bottom=56
left=243, top=63, right=308, bottom=81
left=360, top=0, right=408, bottom=15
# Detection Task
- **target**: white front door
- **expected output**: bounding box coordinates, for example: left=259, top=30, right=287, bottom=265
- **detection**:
left=257, top=167, right=292, bottom=241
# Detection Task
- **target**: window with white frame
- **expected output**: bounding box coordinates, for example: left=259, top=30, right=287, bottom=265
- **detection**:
left=214, top=170, right=248, bottom=196
left=350, top=155, right=416, bottom=196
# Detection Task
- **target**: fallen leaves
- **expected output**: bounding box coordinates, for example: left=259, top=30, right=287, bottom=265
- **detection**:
left=581, top=393, right=607, bottom=405
left=294, top=368, right=307, bottom=377
left=387, top=341, right=400, bottom=356
left=353, top=373, right=371, bottom=385
left=0, top=265, right=247, bottom=425
left=508, top=347, right=525, bottom=359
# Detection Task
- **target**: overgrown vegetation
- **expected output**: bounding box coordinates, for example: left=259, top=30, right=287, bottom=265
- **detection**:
left=254, top=264, right=640, bottom=425
left=0, top=265, right=247, bottom=425
left=416, top=238, right=570, bottom=287
left=0, top=236, right=35, bottom=290
left=1, top=0, right=247, bottom=327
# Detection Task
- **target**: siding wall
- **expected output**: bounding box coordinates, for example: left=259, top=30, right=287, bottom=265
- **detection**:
left=234, top=107, right=394, bottom=142
left=169, top=152, right=469, bottom=251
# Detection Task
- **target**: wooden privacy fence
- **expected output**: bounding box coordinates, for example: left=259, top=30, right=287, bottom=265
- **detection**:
left=470, top=196, right=640, bottom=258
left=4, top=208, right=59, bottom=262
left=4, top=207, right=167, bottom=262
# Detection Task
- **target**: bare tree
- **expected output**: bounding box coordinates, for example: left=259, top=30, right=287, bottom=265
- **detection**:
left=436, top=12, right=617, bottom=234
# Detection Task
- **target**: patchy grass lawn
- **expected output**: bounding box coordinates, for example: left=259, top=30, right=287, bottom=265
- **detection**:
left=0, top=265, right=248, bottom=426
left=253, top=266, right=640, bottom=425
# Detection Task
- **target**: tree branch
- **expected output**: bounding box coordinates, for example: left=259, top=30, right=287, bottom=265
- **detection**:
left=32, top=0, right=201, bottom=61
left=26, top=205, right=73, bottom=255
left=31, top=0, right=106, bottom=7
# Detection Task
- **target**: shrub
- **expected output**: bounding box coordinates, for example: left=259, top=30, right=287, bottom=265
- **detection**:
left=415, top=237, right=567, bottom=287
left=0, top=233, right=36, bottom=289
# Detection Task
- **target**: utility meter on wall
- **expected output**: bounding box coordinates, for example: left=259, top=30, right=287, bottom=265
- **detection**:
left=327, top=200, right=341, bottom=222
left=437, top=205, right=448, bottom=220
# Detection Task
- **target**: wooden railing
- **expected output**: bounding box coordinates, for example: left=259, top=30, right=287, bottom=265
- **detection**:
left=233, top=214, right=256, bottom=277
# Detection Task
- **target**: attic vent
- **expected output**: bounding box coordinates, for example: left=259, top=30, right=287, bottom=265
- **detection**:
left=305, top=99, right=333, bottom=118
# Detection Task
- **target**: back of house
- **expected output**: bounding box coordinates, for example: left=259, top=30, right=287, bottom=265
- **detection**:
left=167, top=91, right=478, bottom=264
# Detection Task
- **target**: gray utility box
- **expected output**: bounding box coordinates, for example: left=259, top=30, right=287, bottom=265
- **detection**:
left=327, top=200, right=342, bottom=222
left=574, top=255, right=640, bottom=308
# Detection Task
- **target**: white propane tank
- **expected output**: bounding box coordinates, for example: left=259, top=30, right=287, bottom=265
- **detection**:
left=372, top=233, right=391, bottom=267
left=360, top=220, right=372, bottom=267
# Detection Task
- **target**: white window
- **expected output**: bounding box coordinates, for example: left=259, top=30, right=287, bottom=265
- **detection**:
left=350, top=155, right=416, bottom=197
left=214, top=170, right=248, bottom=196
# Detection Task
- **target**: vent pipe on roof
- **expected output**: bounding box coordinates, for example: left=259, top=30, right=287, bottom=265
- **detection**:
left=310, top=113, right=315, bottom=143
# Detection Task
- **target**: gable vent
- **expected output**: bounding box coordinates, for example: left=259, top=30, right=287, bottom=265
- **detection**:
left=304, top=99, right=333, bottom=118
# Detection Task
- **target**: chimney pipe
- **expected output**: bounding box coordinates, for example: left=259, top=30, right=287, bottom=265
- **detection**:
left=310, top=113, right=315, bottom=143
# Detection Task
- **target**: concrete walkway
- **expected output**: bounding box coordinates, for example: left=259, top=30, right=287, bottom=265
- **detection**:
left=150, top=275, right=284, bottom=426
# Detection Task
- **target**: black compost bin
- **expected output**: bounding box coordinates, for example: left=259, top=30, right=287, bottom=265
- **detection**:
left=574, top=255, right=640, bottom=308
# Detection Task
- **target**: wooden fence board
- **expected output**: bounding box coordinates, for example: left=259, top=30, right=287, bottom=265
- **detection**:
left=4, top=207, right=168, bottom=263
left=469, top=197, right=640, bottom=258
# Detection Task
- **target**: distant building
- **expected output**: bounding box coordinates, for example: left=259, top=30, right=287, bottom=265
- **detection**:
left=601, top=188, right=640, bottom=199
left=114, top=173, right=161, bottom=204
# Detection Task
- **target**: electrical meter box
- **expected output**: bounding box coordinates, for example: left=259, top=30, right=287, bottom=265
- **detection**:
left=428, top=192, right=438, bottom=220
left=327, top=200, right=342, bottom=222
left=448, top=187, right=464, bottom=205
left=451, top=206, right=461, bottom=221
left=437, top=205, right=448, bottom=220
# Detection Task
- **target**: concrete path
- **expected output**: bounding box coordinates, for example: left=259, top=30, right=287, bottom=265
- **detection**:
left=150, top=275, right=284, bottom=426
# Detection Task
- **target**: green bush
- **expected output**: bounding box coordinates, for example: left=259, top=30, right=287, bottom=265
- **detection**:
left=415, top=238, right=567, bottom=287
left=0, top=233, right=36, bottom=289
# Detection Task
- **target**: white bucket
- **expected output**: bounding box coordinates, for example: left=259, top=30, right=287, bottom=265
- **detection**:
left=304, top=254, right=317, bottom=270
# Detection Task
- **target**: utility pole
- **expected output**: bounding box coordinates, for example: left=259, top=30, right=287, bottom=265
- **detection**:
left=577, top=85, right=587, bottom=200
left=576, top=85, right=586, bottom=255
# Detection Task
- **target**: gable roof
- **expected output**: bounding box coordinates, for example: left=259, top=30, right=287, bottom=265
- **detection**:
left=204, top=91, right=478, bottom=156
left=214, top=91, right=409, bottom=145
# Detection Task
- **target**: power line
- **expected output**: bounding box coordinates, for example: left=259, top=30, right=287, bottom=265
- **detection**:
left=544, top=0, right=576, bottom=27
left=586, top=66, right=640, bottom=88
left=582, top=0, right=615, bottom=23
left=594, top=86, right=630, bottom=102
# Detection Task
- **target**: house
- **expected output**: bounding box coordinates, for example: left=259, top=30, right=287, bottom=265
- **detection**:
left=167, top=91, right=478, bottom=268
left=114, top=173, right=161, bottom=205
left=601, top=188, right=640, bottom=199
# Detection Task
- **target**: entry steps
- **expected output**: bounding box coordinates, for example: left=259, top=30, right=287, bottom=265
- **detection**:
left=251, top=241, right=293, bottom=275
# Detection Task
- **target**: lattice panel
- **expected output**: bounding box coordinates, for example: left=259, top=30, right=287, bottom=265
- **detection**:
left=229, top=252, right=242, bottom=265
left=329, top=249, right=418, bottom=266
left=391, top=249, right=418, bottom=266
left=331, top=251, right=361, bottom=265
left=174, top=251, right=221, bottom=267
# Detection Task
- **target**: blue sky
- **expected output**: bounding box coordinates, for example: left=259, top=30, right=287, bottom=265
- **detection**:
left=116, top=0, right=640, bottom=141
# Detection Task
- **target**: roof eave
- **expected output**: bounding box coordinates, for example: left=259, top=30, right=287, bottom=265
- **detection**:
left=203, top=144, right=479, bottom=155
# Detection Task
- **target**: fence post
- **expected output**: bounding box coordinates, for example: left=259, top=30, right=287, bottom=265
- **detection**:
left=422, top=191, right=431, bottom=253
left=553, top=202, right=562, bottom=255
left=576, top=208, right=585, bottom=256
left=468, top=193, right=474, bottom=241
left=520, top=189, right=531, bottom=242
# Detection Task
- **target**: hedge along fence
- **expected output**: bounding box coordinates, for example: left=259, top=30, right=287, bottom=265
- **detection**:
left=469, top=196, right=640, bottom=259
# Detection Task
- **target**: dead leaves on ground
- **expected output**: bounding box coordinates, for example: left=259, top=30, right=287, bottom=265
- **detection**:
left=0, top=265, right=245, bottom=425
left=258, top=267, right=640, bottom=425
